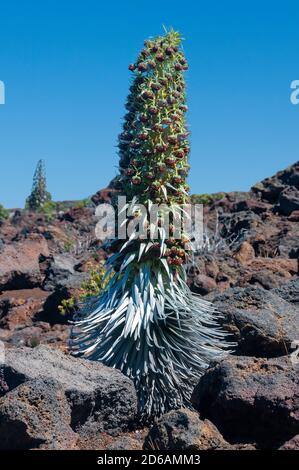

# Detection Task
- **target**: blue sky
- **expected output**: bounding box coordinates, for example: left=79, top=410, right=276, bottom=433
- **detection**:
left=0, top=0, right=298, bottom=208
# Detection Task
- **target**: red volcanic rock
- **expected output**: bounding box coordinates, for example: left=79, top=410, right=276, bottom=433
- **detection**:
left=189, top=274, right=217, bottom=295
left=61, top=206, right=93, bottom=223
left=234, top=241, right=255, bottom=265
left=204, top=258, right=219, bottom=279
left=232, top=199, right=270, bottom=214
left=0, top=289, right=48, bottom=330
left=242, top=257, right=298, bottom=289
left=91, top=187, right=117, bottom=206
left=0, top=235, right=49, bottom=290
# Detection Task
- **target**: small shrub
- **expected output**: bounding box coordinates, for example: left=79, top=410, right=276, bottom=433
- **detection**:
left=191, top=192, right=225, bottom=205
left=74, top=198, right=91, bottom=209
left=59, top=261, right=111, bottom=315
left=39, top=200, right=57, bottom=222
left=63, top=238, right=75, bottom=253
left=29, top=335, right=40, bottom=348
left=0, top=204, right=9, bottom=221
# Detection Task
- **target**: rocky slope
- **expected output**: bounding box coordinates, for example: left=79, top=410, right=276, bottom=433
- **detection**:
left=0, top=162, right=298, bottom=449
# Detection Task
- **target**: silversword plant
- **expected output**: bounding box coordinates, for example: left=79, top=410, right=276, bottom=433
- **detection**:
left=71, top=29, right=233, bottom=418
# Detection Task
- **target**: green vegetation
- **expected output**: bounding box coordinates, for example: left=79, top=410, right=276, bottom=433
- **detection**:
left=63, top=238, right=75, bottom=253
left=0, top=204, right=9, bottom=221
left=73, top=198, right=91, bottom=209
left=191, top=192, right=225, bottom=205
left=38, top=200, right=57, bottom=222
left=59, top=261, right=111, bottom=315
left=25, top=159, right=52, bottom=211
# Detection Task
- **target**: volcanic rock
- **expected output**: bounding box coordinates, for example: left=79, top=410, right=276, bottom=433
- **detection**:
left=191, top=355, right=299, bottom=448
left=144, top=409, right=231, bottom=450
left=0, top=235, right=49, bottom=290
left=0, top=378, right=78, bottom=450
left=0, top=345, right=137, bottom=436
left=213, top=286, right=299, bottom=357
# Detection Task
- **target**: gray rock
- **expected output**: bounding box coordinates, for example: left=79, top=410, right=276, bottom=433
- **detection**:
left=232, top=199, right=270, bottom=214
left=252, top=161, right=299, bottom=203
left=144, top=409, right=231, bottom=450
left=252, top=181, right=285, bottom=203
left=269, top=226, right=298, bottom=258
left=277, top=186, right=299, bottom=215
left=107, top=435, right=142, bottom=450
left=272, top=277, right=299, bottom=305
left=0, top=378, right=78, bottom=450
left=222, top=211, right=262, bottom=238
left=191, top=355, right=299, bottom=448
left=0, top=299, right=10, bottom=323
left=43, top=254, right=87, bottom=291
left=52, top=254, right=77, bottom=273
left=0, top=345, right=137, bottom=436
left=213, top=286, right=299, bottom=357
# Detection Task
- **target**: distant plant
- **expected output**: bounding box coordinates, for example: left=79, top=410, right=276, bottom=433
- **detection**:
left=0, top=204, right=9, bottom=221
left=74, top=198, right=91, bottom=209
left=29, top=335, right=40, bottom=348
left=191, top=192, right=225, bottom=205
left=59, top=261, right=111, bottom=315
left=38, top=200, right=57, bottom=222
left=26, top=160, right=52, bottom=211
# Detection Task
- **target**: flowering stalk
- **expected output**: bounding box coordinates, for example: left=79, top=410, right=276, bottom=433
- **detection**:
left=71, top=29, right=232, bottom=419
